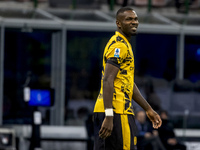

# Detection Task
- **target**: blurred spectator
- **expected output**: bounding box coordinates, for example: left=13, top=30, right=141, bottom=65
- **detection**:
left=158, top=110, right=187, bottom=150
left=144, top=79, right=162, bottom=113
left=135, top=110, right=166, bottom=150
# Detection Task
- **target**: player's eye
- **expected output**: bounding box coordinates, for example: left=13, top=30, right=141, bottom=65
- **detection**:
left=126, top=18, right=132, bottom=21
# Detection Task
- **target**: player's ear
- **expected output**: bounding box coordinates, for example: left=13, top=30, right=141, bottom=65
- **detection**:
left=116, top=20, right=121, bottom=29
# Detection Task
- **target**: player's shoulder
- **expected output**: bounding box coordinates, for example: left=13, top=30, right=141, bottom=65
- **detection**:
left=106, top=43, right=126, bottom=54
left=106, top=34, right=128, bottom=52
left=108, top=35, right=127, bottom=46
left=109, top=39, right=127, bottom=50
left=115, top=35, right=129, bottom=48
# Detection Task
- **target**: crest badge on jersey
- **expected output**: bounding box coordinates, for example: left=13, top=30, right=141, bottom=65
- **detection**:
left=114, top=48, right=120, bottom=57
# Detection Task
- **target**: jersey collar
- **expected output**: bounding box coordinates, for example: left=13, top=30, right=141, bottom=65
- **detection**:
left=115, top=31, right=129, bottom=44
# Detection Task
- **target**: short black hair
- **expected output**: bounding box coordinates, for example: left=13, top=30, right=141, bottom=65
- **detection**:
left=116, top=7, right=134, bottom=18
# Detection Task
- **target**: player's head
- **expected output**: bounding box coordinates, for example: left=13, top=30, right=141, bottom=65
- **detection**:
left=116, top=7, right=139, bottom=38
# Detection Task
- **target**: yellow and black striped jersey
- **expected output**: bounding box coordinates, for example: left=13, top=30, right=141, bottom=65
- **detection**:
left=94, top=31, right=135, bottom=115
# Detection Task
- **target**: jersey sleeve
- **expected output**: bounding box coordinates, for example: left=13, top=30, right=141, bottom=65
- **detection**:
left=105, top=42, right=128, bottom=68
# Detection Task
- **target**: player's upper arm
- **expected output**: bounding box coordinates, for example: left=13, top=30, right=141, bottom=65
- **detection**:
left=103, top=63, right=119, bottom=83
left=105, top=42, right=128, bottom=68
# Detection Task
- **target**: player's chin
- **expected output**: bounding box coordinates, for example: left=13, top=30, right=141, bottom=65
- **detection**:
left=131, top=32, right=137, bottom=36
left=130, top=31, right=137, bottom=36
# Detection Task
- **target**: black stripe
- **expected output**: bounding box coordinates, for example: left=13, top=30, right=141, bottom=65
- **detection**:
left=128, top=115, right=137, bottom=150
left=107, top=60, right=120, bottom=68
left=105, top=113, right=123, bottom=150
left=109, top=113, right=123, bottom=150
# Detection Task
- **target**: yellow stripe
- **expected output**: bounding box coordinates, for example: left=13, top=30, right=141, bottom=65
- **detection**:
left=121, top=115, right=130, bottom=150
left=134, top=136, right=137, bottom=146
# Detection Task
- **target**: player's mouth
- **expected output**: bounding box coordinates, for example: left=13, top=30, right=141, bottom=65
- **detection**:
left=131, top=27, right=137, bottom=31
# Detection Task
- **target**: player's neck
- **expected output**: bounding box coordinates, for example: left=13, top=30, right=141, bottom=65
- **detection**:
left=117, top=30, right=131, bottom=42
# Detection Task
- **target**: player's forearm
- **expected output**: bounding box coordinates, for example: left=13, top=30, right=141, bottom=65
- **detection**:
left=103, top=79, right=114, bottom=109
left=132, top=83, right=152, bottom=112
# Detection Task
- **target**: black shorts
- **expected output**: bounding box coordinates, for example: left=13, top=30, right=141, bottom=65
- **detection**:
left=93, top=112, right=137, bottom=150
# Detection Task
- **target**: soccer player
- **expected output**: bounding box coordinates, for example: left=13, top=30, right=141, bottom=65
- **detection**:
left=93, top=7, right=162, bottom=150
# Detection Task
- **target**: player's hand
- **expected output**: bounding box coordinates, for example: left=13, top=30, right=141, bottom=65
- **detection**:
left=146, top=109, right=162, bottom=129
left=99, top=116, right=113, bottom=139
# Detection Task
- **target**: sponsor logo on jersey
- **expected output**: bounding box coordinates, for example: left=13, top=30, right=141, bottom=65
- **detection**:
left=114, top=48, right=120, bottom=57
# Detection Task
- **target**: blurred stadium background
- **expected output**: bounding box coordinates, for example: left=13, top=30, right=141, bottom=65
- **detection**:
left=0, top=0, right=200, bottom=149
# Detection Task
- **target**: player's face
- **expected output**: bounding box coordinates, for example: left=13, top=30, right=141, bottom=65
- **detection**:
left=117, top=10, right=139, bottom=37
